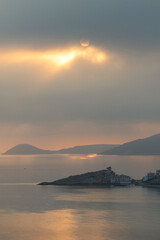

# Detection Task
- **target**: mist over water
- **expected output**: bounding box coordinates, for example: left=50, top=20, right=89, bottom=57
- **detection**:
left=0, top=154, right=160, bottom=183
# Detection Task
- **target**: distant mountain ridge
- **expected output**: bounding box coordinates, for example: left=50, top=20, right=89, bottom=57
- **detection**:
left=3, top=144, right=119, bottom=155
left=4, top=133, right=160, bottom=155
left=102, top=133, right=160, bottom=155
left=56, top=144, right=119, bottom=154
left=3, top=144, right=54, bottom=155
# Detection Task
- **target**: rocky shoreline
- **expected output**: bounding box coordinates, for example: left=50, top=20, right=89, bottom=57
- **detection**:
left=39, top=167, right=133, bottom=187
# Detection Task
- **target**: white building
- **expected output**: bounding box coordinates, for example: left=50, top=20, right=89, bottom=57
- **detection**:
left=110, top=174, right=131, bottom=185
left=119, top=175, right=131, bottom=185
left=142, top=171, right=158, bottom=182
left=156, top=170, right=160, bottom=177
left=105, top=166, right=131, bottom=185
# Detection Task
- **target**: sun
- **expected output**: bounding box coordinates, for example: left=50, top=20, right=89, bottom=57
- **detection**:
left=80, top=39, right=90, bottom=48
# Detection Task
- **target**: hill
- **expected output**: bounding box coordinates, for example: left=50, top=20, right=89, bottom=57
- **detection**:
left=3, top=144, right=119, bottom=155
left=101, top=133, right=160, bottom=155
left=3, top=144, right=54, bottom=155
left=57, top=144, right=119, bottom=154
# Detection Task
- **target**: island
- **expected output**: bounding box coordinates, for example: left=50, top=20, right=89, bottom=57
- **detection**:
left=39, top=167, right=132, bottom=186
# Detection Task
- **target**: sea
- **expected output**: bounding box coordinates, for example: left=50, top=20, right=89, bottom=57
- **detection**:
left=0, top=154, right=160, bottom=240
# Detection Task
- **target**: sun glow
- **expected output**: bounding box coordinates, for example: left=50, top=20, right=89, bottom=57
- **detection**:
left=0, top=46, right=108, bottom=70
left=43, top=50, right=77, bottom=66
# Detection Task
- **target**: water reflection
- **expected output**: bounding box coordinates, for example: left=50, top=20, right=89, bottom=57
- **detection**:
left=0, top=154, right=160, bottom=239
left=0, top=154, right=160, bottom=240
left=0, top=209, right=121, bottom=240
left=0, top=184, right=160, bottom=240
left=0, top=202, right=159, bottom=240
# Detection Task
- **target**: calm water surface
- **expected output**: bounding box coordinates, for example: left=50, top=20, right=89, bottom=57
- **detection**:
left=0, top=154, right=160, bottom=240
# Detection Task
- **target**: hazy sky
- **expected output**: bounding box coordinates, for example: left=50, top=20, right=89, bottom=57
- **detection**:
left=0, top=0, right=160, bottom=151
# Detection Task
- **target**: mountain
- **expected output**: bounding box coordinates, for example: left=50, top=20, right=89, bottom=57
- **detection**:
left=3, top=144, right=119, bottom=155
left=56, top=144, right=119, bottom=154
left=3, top=144, right=54, bottom=155
left=101, top=133, right=160, bottom=155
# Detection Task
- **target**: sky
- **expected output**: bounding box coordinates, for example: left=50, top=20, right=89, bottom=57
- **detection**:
left=0, top=0, right=160, bottom=152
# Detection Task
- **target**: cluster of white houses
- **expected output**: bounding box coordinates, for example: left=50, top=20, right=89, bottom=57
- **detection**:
left=105, top=167, right=131, bottom=186
left=142, top=169, right=160, bottom=183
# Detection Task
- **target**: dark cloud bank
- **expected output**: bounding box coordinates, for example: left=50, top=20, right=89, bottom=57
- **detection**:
left=0, top=0, right=160, bottom=51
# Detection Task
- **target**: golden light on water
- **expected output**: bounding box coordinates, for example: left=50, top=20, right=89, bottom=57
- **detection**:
left=87, top=154, right=97, bottom=158
left=0, top=209, right=120, bottom=240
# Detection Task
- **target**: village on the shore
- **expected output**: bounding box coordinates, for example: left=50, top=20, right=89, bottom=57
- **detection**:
left=139, top=169, right=160, bottom=187
left=39, top=166, right=160, bottom=187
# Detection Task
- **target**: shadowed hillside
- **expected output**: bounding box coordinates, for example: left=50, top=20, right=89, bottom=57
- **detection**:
left=57, top=144, right=119, bottom=154
left=101, top=134, right=160, bottom=155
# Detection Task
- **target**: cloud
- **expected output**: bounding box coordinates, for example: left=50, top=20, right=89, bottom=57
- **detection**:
left=0, top=49, right=160, bottom=126
left=0, top=46, right=107, bottom=70
left=0, top=0, right=160, bottom=51
left=0, top=0, right=160, bottom=150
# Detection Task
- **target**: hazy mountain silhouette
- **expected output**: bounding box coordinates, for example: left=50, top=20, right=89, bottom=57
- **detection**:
left=101, top=133, right=160, bottom=155
left=56, top=144, right=119, bottom=154
left=3, top=144, right=119, bottom=155
left=3, top=144, right=54, bottom=155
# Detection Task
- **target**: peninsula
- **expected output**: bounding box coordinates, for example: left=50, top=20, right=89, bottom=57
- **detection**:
left=39, top=167, right=132, bottom=186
